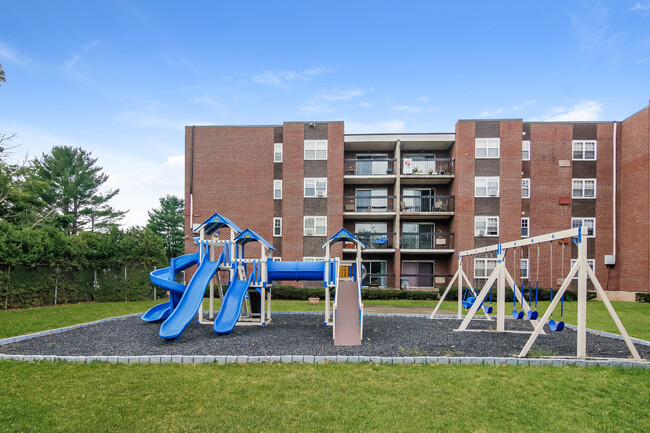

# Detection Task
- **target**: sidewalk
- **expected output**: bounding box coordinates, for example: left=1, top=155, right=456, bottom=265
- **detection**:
left=364, top=305, right=455, bottom=315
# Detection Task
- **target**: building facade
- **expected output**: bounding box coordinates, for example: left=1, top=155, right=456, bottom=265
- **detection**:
left=185, top=104, right=650, bottom=294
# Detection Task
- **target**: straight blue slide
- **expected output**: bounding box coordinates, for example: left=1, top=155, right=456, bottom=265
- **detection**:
left=213, top=273, right=255, bottom=334
left=158, top=252, right=224, bottom=340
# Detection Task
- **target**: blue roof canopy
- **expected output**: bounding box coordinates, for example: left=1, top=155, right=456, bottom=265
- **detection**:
left=321, top=228, right=366, bottom=249
left=193, top=212, right=243, bottom=236
left=234, top=228, right=276, bottom=251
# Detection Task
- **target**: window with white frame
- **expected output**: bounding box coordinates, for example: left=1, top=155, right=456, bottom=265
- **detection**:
left=274, top=143, right=283, bottom=162
left=304, top=140, right=328, bottom=160
left=273, top=217, right=282, bottom=237
left=303, top=256, right=325, bottom=261
left=475, top=177, right=500, bottom=197
left=522, top=178, right=530, bottom=198
left=520, top=259, right=529, bottom=279
left=475, top=216, right=499, bottom=237
left=304, top=178, right=327, bottom=197
left=521, top=217, right=530, bottom=237
left=272, top=257, right=282, bottom=262
left=572, top=140, right=597, bottom=160
left=572, top=179, right=596, bottom=198
left=570, top=259, right=595, bottom=279
left=304, top=216, right=327, bottom=236
left=474, top=258, right=498, bottom=278
left=522, top=140, right=531, bottom=161
left=273, top=179, right=282, bottom=199
left=571, top=217, right=595, bottom=237
left=475, top=138, right=500, bottom=158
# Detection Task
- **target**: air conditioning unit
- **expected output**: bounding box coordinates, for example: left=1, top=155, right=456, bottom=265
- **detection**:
left=488, top=190, right=498, bottom=196
left=317, top=191, right=324, bottom=197
left=305, top=228, right=314, bottom=236
left=477, top=229, right=485, bottom=237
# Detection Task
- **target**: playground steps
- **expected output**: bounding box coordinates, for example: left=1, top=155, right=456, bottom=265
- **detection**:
left=334, top=281, right=361, bottom=346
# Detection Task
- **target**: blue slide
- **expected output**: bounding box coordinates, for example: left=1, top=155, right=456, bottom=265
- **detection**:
left=213, top=273, right=255, bottom=334
left=142, top=251, right=201, bottom=322
left=158, top=252, right=225, bottom=340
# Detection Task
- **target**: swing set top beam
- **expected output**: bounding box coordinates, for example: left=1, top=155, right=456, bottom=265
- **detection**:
left=458, top=227, right=581, bottom=257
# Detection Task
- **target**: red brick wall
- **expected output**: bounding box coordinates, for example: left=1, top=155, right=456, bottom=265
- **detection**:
left=327, top=123, right=345, bottom=260
left=453, top=121, right=476, bottom=275
left=594, top=123, right=615, bottom=288
left=281, top=123, right=305, bottom=261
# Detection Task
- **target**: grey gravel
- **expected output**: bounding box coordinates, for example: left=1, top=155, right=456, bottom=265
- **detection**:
left=1, top=313, right=648, bottom=359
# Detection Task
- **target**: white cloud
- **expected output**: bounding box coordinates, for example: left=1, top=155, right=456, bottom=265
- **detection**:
left=112, top=110, right=185, bottom=130
left=299, top=87, right=365, bottom=113
left=63, top=41, right=99, bottom=72
left=251, top=67, right=334, bottom=88
left=345, top=120, right=407, bottom=134
left=537, top=100, right=604, bottom=122
left=418, top=96, right=431, bottom=102
left=358, top=102, right=373, bottom=108
left=479, top=100, right=536, bottom=117
left=636, top=57, right=650, bottom=63
left=629, top=2, right=650, bottom=12
left=166, top=155, right=184, bottom=166
left=0, top=40, right=29, bottom=68
left=318, top=88, right=364, bottom=102
left=191, top=94, right=223, bottom=108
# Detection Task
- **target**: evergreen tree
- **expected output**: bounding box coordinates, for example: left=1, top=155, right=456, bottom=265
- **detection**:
left=0, top=64, right=5, bottom=86
left=32, top=145, right=126, bottom=234
left=147, top=195, right=184, bottom=259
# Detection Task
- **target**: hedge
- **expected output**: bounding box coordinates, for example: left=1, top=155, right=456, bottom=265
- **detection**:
left=269, top=285, right=439, bottom=301
left=636, top=292, right=650, bottom=303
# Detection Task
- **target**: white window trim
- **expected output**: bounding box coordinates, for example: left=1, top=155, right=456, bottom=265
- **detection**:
left=475, top=176, right=500, bottom=197
left=572, top=140, right=597, bottom=161
left=571, top=259, right=595, bottom=279
left=273, top=217, right=282, bottom=237
left=474, top=258, right=498, bottom=279
left=475, top=138, right=500, bottom=159
left=304, top=139, right=328, bottom=160
left=521, top=217, right=530, bottom=238
left=304, top=177, right=327, bottom=198
left=522, top=178, right=530, bottom=199
left=274, top=142, right=283, bottom=163
left=474, top=216, right=499, bottom=237
left=522, top=140, right=531, bottom=161
left=303, top=256, right=326, bottom=261
left=571, top=217, right=596, bottom=238
left=272, top=257, right=282, bottom=262
left=303, top=216, right=327, bottom=236
left=273, top=179, right=282, bottom=199
left=520, top=259, right=529, bottom=279
left=572, top=178, right=597, bottom=199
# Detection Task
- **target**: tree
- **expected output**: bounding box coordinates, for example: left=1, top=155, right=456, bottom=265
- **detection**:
left=147, top=195, right=184, bottom=260
left=0, top=64, right=5, bottom=86
left=32, top=146, right=127, bottom=235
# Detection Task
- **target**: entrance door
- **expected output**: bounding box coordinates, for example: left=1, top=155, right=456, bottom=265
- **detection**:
left=418, top=262, right=434, bottom=287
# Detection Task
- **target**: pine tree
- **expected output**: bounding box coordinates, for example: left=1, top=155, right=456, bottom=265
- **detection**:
left=147, top=195, right=184, bottom=259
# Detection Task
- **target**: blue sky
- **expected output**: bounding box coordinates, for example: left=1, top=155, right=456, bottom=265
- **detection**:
left=1, top=0, right=649, bottom=226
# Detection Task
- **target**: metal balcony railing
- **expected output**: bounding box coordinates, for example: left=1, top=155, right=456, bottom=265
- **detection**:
left=353, top=232, right=395, bottom=249
left=344, top=158, right=397, bottom=176
left=344, top=195, right=396, bottom=213
left=401, top=158, right=454, bottom=175
left=400, top=195, right=454, bottom=213
left=400, top=232, right=454, bottom=250
left=400, top=273, right=454, bottom=289
left=362, top=273, right=395, bottom=288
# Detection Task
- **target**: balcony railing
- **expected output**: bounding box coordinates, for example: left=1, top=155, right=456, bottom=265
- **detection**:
left=344, top=195, right=396, bottom=213
left=400, top=273, right=454, bottom=289
left=344, top=158, right=397, bottom=176
left=401, top=232, right=454, bottom=250
left=362, top=273, right=395, bottom=288
left=354, top=232, right=395, bottom=249
left=400, top=195, right=454, bottom=213
left=401, top=158, right=454, bottom=175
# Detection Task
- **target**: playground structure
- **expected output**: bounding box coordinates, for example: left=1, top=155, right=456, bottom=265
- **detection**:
left=142, top=212, right=366, bottom=346
left=430, top=226, right=642, bottom=361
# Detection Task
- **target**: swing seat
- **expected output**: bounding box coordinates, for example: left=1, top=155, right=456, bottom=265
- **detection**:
left=527, top=310, right=539, bottom=320
left=549, top=319, right=565, bottom=332
left=512, top=309, right=524, bottom=320
left=485, top=305, right=493, bottom=314
left=462, top=296, right=484, bottom=310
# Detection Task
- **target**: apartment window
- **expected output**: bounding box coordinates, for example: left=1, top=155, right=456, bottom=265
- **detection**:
left=571, top=259, right=595, bottom=279
left=362, top=260, right=387, bottom=287
left=572, top=179, right=596, bottom=198
left=274, top=143, right=283, bottom=162
left=273, top=217, right=282, bottom=237
left=520, top=259, right=529, bottom=279
left=572, top=140, right=597, bottom=160
left=272, top=257, right=282, bottom=262
left=475, top=138, right=500, bottom=158
left=273, top=180, right=282, bottom=199
left=521, top=217, right=530, bottom=237
left=474, top=258, right=498, bottom=278
left=304, top=216, right=327, bottom=236
left=522, top=178, right=530, bottom=199
left=304, top=178, right=327, bottom=197
left=303, top=256, right=325, bottom=261
left=304, top=140, right=328, bottom=160
left=571, top=217, right=595, bottom=237
left=475, top=177, right=500, bottom=197
left=522, top=140, right=531, bottom=161
left=475, top=216, right=499, bottom=237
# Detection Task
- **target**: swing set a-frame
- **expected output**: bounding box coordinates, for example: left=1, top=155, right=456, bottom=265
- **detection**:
left=430, top=226, right=642, bottom=361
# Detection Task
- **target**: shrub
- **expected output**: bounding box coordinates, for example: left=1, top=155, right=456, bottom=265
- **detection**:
left=636, top=292, right=650, bottom=303
left=269, top=285, right=438, bottom=301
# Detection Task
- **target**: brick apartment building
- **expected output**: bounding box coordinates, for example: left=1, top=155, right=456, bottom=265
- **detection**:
left=185, top=104, right=650, bottom=294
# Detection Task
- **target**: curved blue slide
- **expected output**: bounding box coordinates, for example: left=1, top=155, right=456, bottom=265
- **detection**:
left=158, top=252, right=225, bottom=340
left=142, top=252, right=201, bottom=322
left=213, top=273, right=255, bottom=334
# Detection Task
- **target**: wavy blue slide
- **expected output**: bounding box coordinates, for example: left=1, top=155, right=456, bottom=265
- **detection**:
left=213, top=273, right=255, bottom=334
left=158, top=252, right=224, bottom=340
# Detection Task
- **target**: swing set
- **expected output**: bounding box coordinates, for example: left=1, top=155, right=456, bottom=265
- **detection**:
left=430, top=226, right=642, bottom=361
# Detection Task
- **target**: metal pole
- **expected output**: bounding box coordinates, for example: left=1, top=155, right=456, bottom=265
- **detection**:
left=54, top=265, right=59, bottom=305
left=576, top=233, right=588, bottom=358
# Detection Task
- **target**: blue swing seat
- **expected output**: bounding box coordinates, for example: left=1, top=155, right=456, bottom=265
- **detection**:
left=485, top=305, right=493, bottom=314
left=527, top=310, right=539, bottom=320
left=549, top=319, right=565, bottom=332
left=462, top=296, right=484, bottom=310
left=512, top=309, right=524, bottom=320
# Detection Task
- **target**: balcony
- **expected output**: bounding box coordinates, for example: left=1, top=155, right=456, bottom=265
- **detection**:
left=343, top=232, right=396, bottom=253
left=400, top=195, right=454, bottom=219
left=400, top=158, right=454, bottom=184
left=344, top=158, right=397, bottom=185
left=400, top=273, right=454, bottom=289
left=400, top=232, right=455, bottom=254
left=344, top=195, right=396, bottom=219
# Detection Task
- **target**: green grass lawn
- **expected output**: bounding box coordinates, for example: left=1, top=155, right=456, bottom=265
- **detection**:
left=0, top=361, right=648, bottom=433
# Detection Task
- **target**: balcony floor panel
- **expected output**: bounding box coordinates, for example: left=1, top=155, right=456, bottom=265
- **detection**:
left=344, top=175, right=396, bottom=185
left=400, top=212, right=454, bottom=220
left=400, top=249, right=455, bottom=255
left=400, top=175, right=454, bottom=185
left=343, top=212, right=395, bottom=220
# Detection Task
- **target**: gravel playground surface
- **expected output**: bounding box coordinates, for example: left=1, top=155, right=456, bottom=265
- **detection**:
left=2, top=313, right=649, bottom=359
